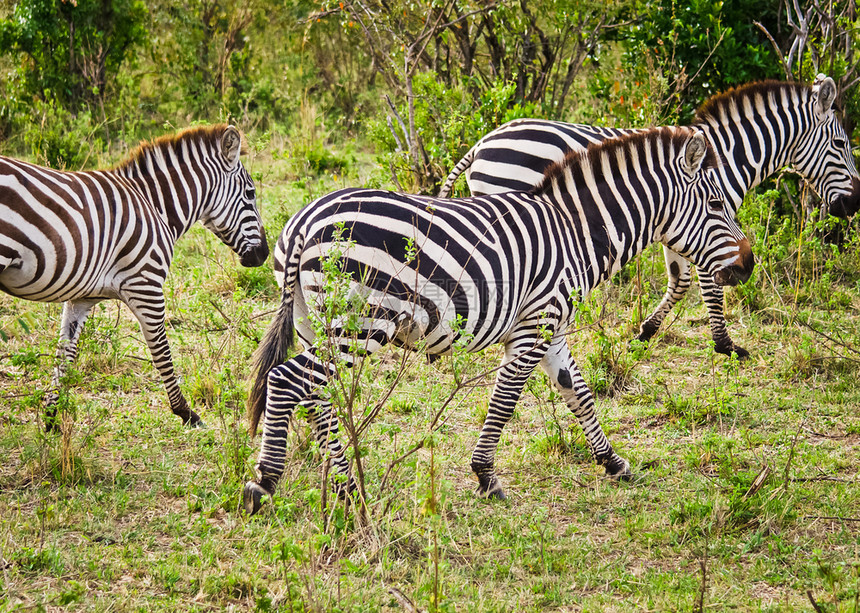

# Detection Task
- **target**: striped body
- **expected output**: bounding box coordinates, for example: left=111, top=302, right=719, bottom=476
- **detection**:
left=439, top=76, right=860, bottom=358
left=0, top=125, right=268, bottom=428
left=244, top=128, right=754, bottom=514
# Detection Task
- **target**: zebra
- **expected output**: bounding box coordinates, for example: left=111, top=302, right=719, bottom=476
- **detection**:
left=439, top=75, right=860, bottom=358
left=243, top=127, right=754, bottom=515
left=0, top=124, right=269, bottom=430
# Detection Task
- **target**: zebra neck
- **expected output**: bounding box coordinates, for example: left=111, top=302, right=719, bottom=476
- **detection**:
left=116, top=147, right=204, bottom=243
left=694, top=91, right=805, bottom=205
left=547, top=170, right=656, bottom=292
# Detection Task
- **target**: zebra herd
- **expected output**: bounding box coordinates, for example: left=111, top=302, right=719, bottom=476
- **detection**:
left=0, top=76, right=856, bottom=517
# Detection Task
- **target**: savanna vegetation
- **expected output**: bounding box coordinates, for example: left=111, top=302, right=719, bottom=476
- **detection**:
left=1, top=0, right=859, bottom=610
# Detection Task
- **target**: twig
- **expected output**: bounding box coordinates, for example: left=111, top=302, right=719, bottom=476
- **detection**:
left=754, top=21, right=792, bottom=78
left=383, top=94, right=411, bottom=151
left=807, top=590, right=825, bottom=613
left=208, top=299, right=233, bottom=326
left=300, top=7, right=342, bottom=24
left=809, top=355, right=860, bottom=365
left=694, top=532, right=709, bottom=613
left=783, top=414, right=806, bottom=489
left=743, top=464, right=771, bottom=500
left=793, top=315, right=860, bottom=357
left=251, top=308, right=277, bottom=321
left=802, top=426, right=848, bottom=439
left=388, top=586, right=424, bottom=613
left=803, top=515, right=860, bottom=523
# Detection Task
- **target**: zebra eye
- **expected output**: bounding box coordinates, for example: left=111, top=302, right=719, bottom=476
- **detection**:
left=708, top=199, right=724, bottom=213
left=244, top=188, right=256, bottom=201
left=834, top=138, right=847, bottom=149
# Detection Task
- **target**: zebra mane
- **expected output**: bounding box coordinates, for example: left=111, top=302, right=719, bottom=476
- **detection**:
left=531, top=127, right=717, bottom=197
left=114, top=124, right=245, bottom=173
left=694, top=80, right=809, bottom=123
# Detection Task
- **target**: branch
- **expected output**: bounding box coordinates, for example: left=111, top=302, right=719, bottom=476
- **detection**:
left=754, top=21, right=792, bottom=79
left=793, top=314, right=860, bottom=356
left=383, top=94, right=411, bottom=151
left=807, top=591, right=825, bottom=613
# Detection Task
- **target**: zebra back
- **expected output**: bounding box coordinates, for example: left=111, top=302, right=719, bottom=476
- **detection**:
left=442, top=78, right=860, bottom=217
left=438, top=119, right=635, bottom=197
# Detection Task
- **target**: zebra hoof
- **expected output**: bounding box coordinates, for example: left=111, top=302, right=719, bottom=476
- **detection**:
left=636, top=320, right=660, bottom=344
left=486, top=487, right=507, bottom=501
left=713, top=337, right=749, bottom=360
left=605, top=457, right=633, bottom=481
left=475, top=475, right=506, bottom=500
left=243, top=481, right=269, bottom=516
left=719, top=344, right=749, bottom=361
left=177, top=409, right=204, bottom=428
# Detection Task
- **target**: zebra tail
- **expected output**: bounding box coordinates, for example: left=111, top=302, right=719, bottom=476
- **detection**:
left=248, top=292, right=295, bottom=436
left=249, top=227, right=305, bottom=435
left=438, top=144, right=476, bottom=197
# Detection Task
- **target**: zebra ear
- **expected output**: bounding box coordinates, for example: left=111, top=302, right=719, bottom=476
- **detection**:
left=682, top=132, right=709, bottom=175
left=813, top=74, right=837, bottom=118
left=221, top=126, right=242, bottom=168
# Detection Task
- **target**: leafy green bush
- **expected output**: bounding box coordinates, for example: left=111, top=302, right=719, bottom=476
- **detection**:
left=368, top=77, right=545, bottom=194
left=622, top=0, right=783, bottom=121
left=0, top=0, right=147, bottom=112
left=21, top=100, right=104, bottom=170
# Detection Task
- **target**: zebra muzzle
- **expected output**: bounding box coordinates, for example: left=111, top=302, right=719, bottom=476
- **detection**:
left=713, top=239, right=754, bottom=286
left=240, top=239, right=270, bottom=267
left=828, top=176, right=860, bottom=219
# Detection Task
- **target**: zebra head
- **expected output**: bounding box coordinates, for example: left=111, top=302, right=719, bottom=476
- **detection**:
left=792, top=75, right=860, bottom=219
left=201, top=126, right=269, bottom=267
left=664, top=132, right=754, bottom=287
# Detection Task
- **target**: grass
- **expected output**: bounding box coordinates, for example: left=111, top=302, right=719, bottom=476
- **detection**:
left=1, top=146, right=860, bottom=612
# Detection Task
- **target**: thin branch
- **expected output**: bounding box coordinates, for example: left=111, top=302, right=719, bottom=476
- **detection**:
left=793, top=315, right=860, bottom=356
left=754, top=21, right=791, bottom=78
left=383, top=94, right=411, bottom=151
left=807, top=591, right=825, bottom=613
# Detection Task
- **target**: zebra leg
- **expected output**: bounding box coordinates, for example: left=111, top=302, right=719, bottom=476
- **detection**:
left=123, top=292, right=202, bottom=427
left=540, top=337, right=631, bottom=478
left=637, top=248, right=692, bottom=343
left=698, top=271, right=748, bottom=359
left=306, top=399, right=356, bottom=497
left=244, top=351, right=335, bottom=515
left=44, top=299, right=100, bottom=432
left=471, top=337, right=547, bottom=500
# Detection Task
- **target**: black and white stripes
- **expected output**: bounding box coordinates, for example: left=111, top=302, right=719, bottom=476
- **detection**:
left=0, top=124, right=269, bottom=429
left=439, top=76, right=860, bottom=358
left=243, top=127, right=754, bottom=514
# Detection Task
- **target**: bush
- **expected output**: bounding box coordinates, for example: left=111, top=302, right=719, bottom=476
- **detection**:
left=22, top=101, right=104, bottom=170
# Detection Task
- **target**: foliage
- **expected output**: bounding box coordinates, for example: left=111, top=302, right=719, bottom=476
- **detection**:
left=368, top=76, right=545, bottom=192
left=622, top=0, right=783, bottom=122
left=0, top=0, right=147, bottom=112
left=143, top=0, right=282, bottom=123
left=21, top=99, right=104, bottom=169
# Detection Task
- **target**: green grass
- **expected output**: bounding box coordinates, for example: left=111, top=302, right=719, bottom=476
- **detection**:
left=1, top=148, right=860, bottom=611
